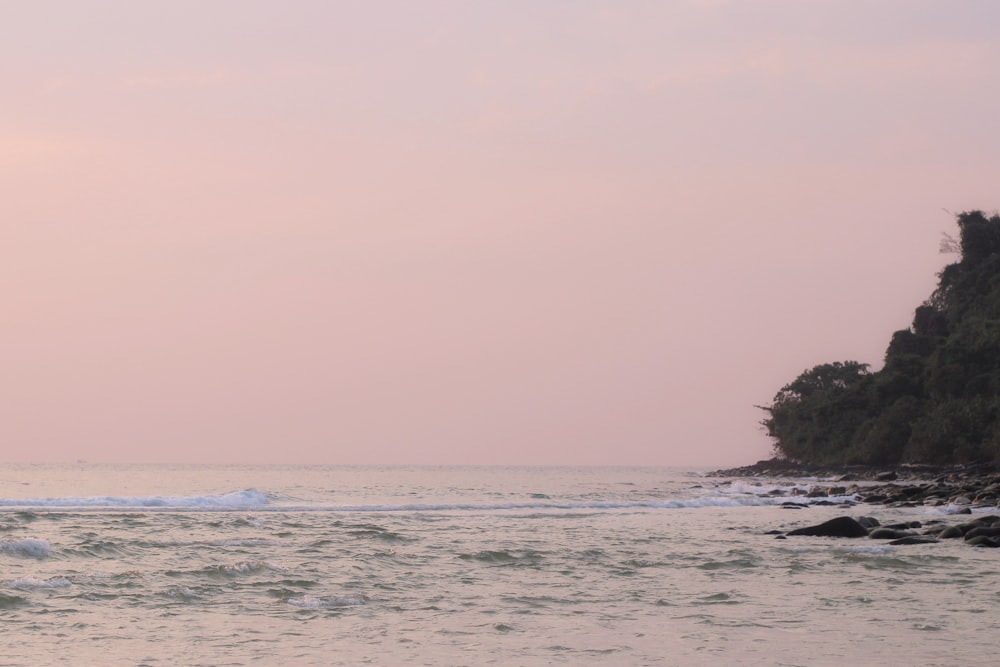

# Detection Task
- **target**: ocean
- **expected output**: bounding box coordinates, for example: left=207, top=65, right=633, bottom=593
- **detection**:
left=0, top=464, right=996, bottom=666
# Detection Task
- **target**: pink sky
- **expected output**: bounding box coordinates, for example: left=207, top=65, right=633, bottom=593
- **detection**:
left=3, top=1, right=999, bottom=466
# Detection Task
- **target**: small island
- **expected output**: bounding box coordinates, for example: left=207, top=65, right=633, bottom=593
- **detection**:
left=760, top=210, right=1000, bottom=466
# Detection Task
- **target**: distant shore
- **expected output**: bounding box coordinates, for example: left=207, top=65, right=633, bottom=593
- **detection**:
left=709, top=458, right=1000, bottom=509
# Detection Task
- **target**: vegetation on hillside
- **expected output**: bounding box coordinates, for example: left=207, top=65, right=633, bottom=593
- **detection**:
left=761, top=211, right=1000, bottom=465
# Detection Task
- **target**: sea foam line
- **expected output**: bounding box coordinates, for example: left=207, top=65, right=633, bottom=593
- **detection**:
left=0, top=489, right=268, bottom=510
left=0, top=493, right=853, bottom=513
left=6, top=577, right=70, bottom=589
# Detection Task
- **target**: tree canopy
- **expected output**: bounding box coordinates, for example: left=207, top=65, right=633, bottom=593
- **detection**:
left=761, top=210, right=1000, bottom=465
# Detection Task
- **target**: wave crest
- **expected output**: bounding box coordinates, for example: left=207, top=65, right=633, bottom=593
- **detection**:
left=287, top=594, right=365, bottom=609
left=0, top=489, right=268, bottom=510
left=6, top=576, right=70, bottom=589
left=0, top=539, right=52, bottom=558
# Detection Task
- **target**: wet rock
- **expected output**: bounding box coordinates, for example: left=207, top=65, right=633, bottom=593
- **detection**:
left=964, top=525, right=1000, bottom=540
left=889, top=536, right=939, bottom=545
left=786, top=516, right=869, bottom=538
left=937, top=526, right=964, bottom=539
left=869, top=527, right=915, bottom=540
left=966, top=535, right=1000, bottom=548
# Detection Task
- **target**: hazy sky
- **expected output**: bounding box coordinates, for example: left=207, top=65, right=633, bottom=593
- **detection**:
left=3, top=1, right=999, bottom=466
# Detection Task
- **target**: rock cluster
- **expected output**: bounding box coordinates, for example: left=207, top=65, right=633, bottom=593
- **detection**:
left=775, top=514, right=1000, bottom=548
left=711, top=458, right=1000, bottom=548
left=711, top=458, right=1000, bottom=509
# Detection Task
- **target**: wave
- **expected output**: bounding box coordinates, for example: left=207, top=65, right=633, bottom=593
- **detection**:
left=162, top=586, right=198, bottom=600
left=0, top=489, right=268, bottom=510
left=168, top=559, right=281, bottom=579
left=6, top=577, right=71, bottom=589
left=0, top=490, right=856, bottom=514
left=287, top=594, right=365, bottom=609
left=0, top=538, right=52, bottom=558
left=218, top=559, right=276, bottom=575
left=266, top=495, right=856, bottom=512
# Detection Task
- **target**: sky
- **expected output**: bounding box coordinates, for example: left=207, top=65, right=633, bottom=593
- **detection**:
left=3, top=1, right=1000, bottom=466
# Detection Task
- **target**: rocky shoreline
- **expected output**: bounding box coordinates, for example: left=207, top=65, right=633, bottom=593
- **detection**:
left=710, top=458, right=1000, bottom=548
left=710, top=458, right=1000, bottom=508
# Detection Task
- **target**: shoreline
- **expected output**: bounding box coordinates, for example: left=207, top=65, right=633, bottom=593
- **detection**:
left=709, top=458, right=1000, bottom=509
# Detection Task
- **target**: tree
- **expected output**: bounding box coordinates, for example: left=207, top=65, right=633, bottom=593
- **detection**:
left=759, top=210, right=1000, bottom=465
left=761, top=362, right=873, bottom=463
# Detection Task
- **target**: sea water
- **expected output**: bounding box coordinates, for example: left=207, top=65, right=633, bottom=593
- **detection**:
left=0, top=464, right=996, bottom=666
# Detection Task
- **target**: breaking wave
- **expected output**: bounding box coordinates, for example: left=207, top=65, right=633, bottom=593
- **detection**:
left=287, top=594, right=365, bottom=609
left=0, top=539, right=52, bottom=558
left=6, top=577, right=71, bottom=589
left=0, top=489, right=269, bottom=510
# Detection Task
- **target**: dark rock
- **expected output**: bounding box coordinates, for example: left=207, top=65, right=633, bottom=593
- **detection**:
left=786, top=516, right=869, bottom=538
left=889, top=536, right=939, bottom=545
left=884, top=521, right=921, bottom=530
left=964, top=525, right=1000, bottom=540
left=869, top=527, right=915, bottom=540
left=857, top=516, right=881, bottom=530
left=937, top=526, right=964, bottom=539
left=966, top=535, right=1000, bottom=548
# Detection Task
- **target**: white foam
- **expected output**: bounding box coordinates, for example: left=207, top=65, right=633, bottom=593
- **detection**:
left=212, top=539, right=285, bottom=548
left=6, top=577, right=70, bottom=589
left=221, top=559, right=276, bottom=574
left=0, top=539, right=52, bottom=558
left=0, top=488, right=268, bottom=510
left=718, top=481, right=825, bottom=497
left=835, top=545, right=898, bottom=555
left=163, top=586, right=197, bottom=599
left=0, top=491, right=854, bottom=514
left=287, top=594, right=365, bottom=609
left=273, top=497, right=823, bottom=512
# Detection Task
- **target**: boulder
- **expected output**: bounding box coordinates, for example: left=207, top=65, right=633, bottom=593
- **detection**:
left=937, top=525, right=964, bottom=539
left=967, top=535, right=1000, bottom=548
left=857, top=516, right=881, bottom=530
left=889, top=536, right=939, bottom=545
left=786, top=516, right=869, bottom=538
left=964, top=525, right=1000, bottom=540
left=869, top=527, right=915, bottom=540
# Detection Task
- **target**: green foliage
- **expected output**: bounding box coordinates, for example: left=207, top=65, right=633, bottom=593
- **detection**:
left=761, top=362, right=874, bottom=464
left=761, top=210, right=1000, bottom=465
left=906, top=397, right=1000, bottom=464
